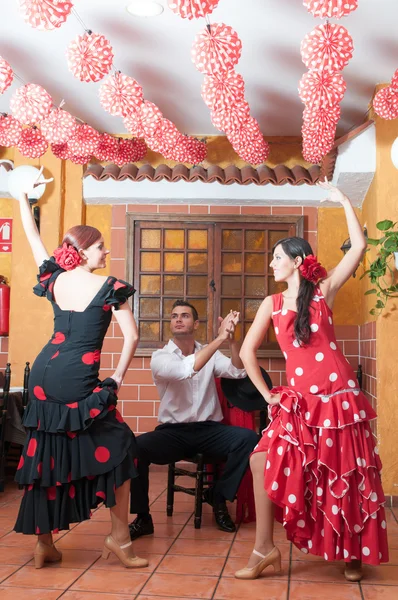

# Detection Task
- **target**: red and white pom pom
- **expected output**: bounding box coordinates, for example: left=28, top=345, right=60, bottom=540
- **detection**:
left=67, top=32, right=114, bottom=83
left=390, top=69, right=398, bottom=95
left=299, top=70, right=346, bottom=108
left=146, top=119, right=181, bottom=154
left=124, top=101, right=163, bottom=138
left=301, top=23, right=354, bottom=72
left=231, top=136, right=270, bottom=165
left=51, top=141, right=73, bottom=160
left=303, top=104, right=341, bottom=133
left=303, top=0, right=358, bottom=19
left=94, top=133, right=119, bottom=162
left=18, top=127, right=48, bottom=158
left=211, top=101, right=250, bottom=134
left=133, top=138, right=147, bottom=162
left=373, top=86, right=398, bottom=120
left=112, top=138, right=147, bottom=166
left=70, top=153, right=92, bottom=165
left=10, top=84, right=52, bottom=125
left=302, top=120, right=336, bottom=163
left=201, top=70, right=245, bottom=111
left=191, top=23, right=242, bottom=75
left=0, top=56, right=13, bottom=95
left=0, top=114, right=23, bottom=147
left=40, top=108, right=76, bottom=144
left=168, top=136, right=207, bottom=164
left=20, top=0, right=73, bottom=31
left=68, top=123, right=101, bottom=155
left=168, top=0, right=220, bottom=19
left=99, top=72, right=143, bottom=117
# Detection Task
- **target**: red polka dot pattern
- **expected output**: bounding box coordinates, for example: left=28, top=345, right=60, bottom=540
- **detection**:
left=27, top=438, right=37, bottom=457
left=17, top=456, right=24, bottom=470
left=51, top=351, right=60, bottom=360
left=34, top=386, right=46, bottom=401
left=96, top=490, right=106, bottom=500
left=94, top=446, right=111, bottom=463
left=89, top=408, right=101, bottom=418
left=82, top=350, right=101, bottom=365
left=69, top=484, right=76, bottom=499
left=66, top=402, right=78, bottom=409
left=52, top=332, right=66, bottom=344
left=47, top=486, right=56, bottom=501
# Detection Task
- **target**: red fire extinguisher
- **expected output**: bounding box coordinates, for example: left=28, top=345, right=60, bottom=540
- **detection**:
left=0, top=275, right=10, bottom=336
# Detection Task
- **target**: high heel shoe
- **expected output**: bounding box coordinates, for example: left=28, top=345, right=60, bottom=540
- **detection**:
left=102, top=535, right=149, bottom=568
left=344, top=560, right=363, bottom=582
left=234, top=547, right=282, bottom=580
left=33, top=541, right=62, bottom=569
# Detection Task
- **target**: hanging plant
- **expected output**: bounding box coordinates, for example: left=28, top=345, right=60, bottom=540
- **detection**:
left=361, top=220, right=398, bottom=315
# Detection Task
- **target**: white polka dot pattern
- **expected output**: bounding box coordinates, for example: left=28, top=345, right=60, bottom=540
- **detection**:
left=124, top=102, right=164, bottom=139
left=201, top=71, right=245, bottom=111
left=0, top=56, right=13, bottom=95
left=299, top=69, right=346, bottom=108
left=67, top=32, right=114, bottom=83
left=168, top=0, right=220, bottom=20
left=0, top=114, right=22, bottom=147
left=17, top=127, right=48, bottom=158
left=20, top=0, right=73, bottom=31
left=68, top=124, right=101, bottom=156
left=373, top=86, right=398, bottom=120
left=93, top=133, right=119, bottom=162
left=191, top=23, right=242, bottom=75
left=41, top=109, right=76, bottom=144
left=303, top=0, right=358, bottom=19
left=113, top=138, right=147, bottom=167
left=300, top=23, right=354, bottom=72
left=99, top=73, right=143, bottom=117
left=10, top=84, right=52, bottom=125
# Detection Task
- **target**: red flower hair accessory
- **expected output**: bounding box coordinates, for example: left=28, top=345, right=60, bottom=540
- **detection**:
left=53, top=243, right=82, bottom=270
left=299, top=254, right=327, bottom=284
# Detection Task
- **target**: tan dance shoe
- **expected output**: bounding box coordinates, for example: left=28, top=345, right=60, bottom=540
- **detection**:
left=33, top=541, right=62, bottom=569
left=102, top=535, right=149, bottom=568
left=344, top=560, right=363, bottom=582
left=234, top=546, right=282, bottom=579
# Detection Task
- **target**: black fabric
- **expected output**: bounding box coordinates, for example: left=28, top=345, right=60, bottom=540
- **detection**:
left=15, top=259, right=137, bottom=535
left=221, top=367, right=272, bottom=411
left=130, top=421, right=258, bottom=514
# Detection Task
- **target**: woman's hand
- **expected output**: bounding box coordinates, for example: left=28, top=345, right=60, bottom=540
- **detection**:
left=110, top=373, right=123, bottom=392
left=317, top=177, right=349, bottom=205
left=266, top=392, right=281, bottom=405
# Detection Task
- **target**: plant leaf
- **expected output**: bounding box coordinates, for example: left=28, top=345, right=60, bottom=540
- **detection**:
left=364, top=289, right=377, bottom=295
left=384, top=238, right=398, bottom=252
left=376, top=220, right=394, bottom=231
left=367, top=238, right=380, bottom=246
left=375, top=299, right=385, bottom=309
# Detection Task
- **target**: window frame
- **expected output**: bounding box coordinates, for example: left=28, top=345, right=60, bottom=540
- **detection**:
left=126, top=213, right=304, bottom=357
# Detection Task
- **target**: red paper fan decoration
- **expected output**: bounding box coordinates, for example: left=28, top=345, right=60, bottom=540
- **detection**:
left=20, top=0, right=73, bottom=31
left=0, top=56, right=13, bottom=95
left=51, top=141, right=72, bottom=160
left=227, top=115, right=261, bottom=146
left=302, top=121, right=336, bottom=163
left=40, top=108, right=76, bottom=144
left=168, top=0, right=220, bottom=19
left=231, top=137, right=270, bottom=165
left=10, top=84, right=52, bottom=125
left=18, top=127, right=48, bottom=158
left=211, top=101, right=250, bottom=134
left=94, top=133, right=119, bottom=162
left=67, top=32, right=114, bottom=83
left=303, top=0, right=358, bottom=19
left=70, top=153, right=92, bottom=165
left=191, top=23, right=242, bottom=75
left=133, top=138, right=147, bottom=162
left=68, top=124, right=101, bottom=155
left=373, top=86, right=398, bottom=120
left=299, top=70, right=346, bottom=108
left=113, top=138, right=147, bottom=166
left=169, top=136, right=207, bottom=164
left=146, top=119, right=181, bottom=154
left=390, top=69, right=398, bottom=95
left=0, top=114, right=23, bottom=147
left=301, top=23, right=354, bottom=72
left=201, top=71, right=245, bottom=111
left=99, top=72, right=143, bottom=117
left=302, top=104, right=341, bottom=132
left=124, top=101, right=163, bottom=138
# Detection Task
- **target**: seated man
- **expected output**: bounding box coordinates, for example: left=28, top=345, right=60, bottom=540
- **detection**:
left=129, top=300, right=258, bottom=539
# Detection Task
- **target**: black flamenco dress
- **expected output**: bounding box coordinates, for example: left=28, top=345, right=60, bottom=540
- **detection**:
left=14, top=258, right=138, bottom=535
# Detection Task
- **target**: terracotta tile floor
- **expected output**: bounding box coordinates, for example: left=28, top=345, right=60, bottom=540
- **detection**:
left=0, top=469, right=397, bottom=599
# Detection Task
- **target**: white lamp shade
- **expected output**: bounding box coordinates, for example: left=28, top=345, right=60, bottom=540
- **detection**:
left=391, top=137, right=398, bottom=169
left=8, top=165, right=47, bottom=201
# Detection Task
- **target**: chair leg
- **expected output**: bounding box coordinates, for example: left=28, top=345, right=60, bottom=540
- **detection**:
left=194, top=454, right=205, bottom=529
left=167, top=463, right=175, bottom=517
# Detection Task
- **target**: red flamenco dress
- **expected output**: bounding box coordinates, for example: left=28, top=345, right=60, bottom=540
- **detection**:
left=252, top=288, right=389, bottom=565
left=14, top=258, right=138, bottom=535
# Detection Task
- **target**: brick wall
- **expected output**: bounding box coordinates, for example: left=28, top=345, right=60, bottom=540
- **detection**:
left=100, top=203, right=361, bottom=435
left=359, top=321, right=377, bottom=435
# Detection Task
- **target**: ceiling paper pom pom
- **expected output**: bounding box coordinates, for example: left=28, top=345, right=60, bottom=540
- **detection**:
left=67, top=31, right=114, bottom=83
left=123, top=101, right=163, bottom=138
left=0, top=114, right=23, bottom=147
left=168, top=0, right=220, bottom=20
left=93, top=133, right=119, bottom=162
left=99, top=72, right=143, bottom=117
left=51, top=141, right=73, bottom=160
left=69, top=153, right=92, bottom=165
left=303, top=0, right=358, bottom=19
left=168, top=136, right=207, bottom=164
left=301, top=23, right=354, bottom=72
left=0, top=56, right=14, bottom=95
left=40, top=108, right=76, bottom=144
left=302, top=121, right=336, bottom=162
left=17, top=127, right=48, bottom=158
left=373, top=86, right=398, bottom=120
left=20, top=0, right=74, bottom=31
left=391, top=69, right=398, bottom=94
left=10, top=84, right=52, bottom=125
left=299, top=70, right=346, bottom=108
left=133, top=138, right=147, bottom=161
left=303, top=104, right=341, bottom=133
left=145, top=119, right=181, bottom=153
left=227, top=115, right=262, bottom=146
left=211, top=100, right=250, bottom=134
left=113, top=138, right=147, bottom=166
left=191, top=23, right=242, bottom=75
left=231, top=137, right=270, bottom=165
left=201, top=70, right=245, bottom=111
left=68, top=123, right=101, bottom=155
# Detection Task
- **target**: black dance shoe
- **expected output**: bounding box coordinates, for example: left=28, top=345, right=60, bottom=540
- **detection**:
left=129, top=515, right=154, bottom=541
left=213, top=503, right=236, bottom=533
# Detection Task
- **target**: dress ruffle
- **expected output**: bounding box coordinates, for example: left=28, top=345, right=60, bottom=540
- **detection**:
left=103, top=278, right=135, bottom=310
left=33, top=257, right=64, bottom=298
left=255, top=386, right=389, bottom=565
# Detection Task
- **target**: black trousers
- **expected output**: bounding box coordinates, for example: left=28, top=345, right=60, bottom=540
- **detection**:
left=130, top=421, right=258, bottom=514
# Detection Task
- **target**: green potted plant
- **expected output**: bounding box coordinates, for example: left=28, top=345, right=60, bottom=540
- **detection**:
left=361, top=219, right=398, bottom=315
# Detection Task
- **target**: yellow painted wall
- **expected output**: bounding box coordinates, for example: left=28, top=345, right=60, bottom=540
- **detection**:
left=85, top=205, right=112, bottom=277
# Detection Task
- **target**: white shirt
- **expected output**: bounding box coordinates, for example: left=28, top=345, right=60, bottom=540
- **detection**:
left=151, top=340, right=247, bottom=424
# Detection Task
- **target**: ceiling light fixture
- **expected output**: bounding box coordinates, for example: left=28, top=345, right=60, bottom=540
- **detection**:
left=126, top=1, right=164, bottom=17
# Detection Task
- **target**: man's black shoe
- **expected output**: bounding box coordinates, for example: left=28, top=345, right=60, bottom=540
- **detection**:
left=129, top=515, right=154, bottom=541
left=213, top=503, right=236, bottom=533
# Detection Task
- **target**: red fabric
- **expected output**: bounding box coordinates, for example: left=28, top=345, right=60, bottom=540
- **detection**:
left=213, top=378, right=256, bottom=524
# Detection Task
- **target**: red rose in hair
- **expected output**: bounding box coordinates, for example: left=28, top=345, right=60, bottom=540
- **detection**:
left=53, top=242, right=82, bottom=271
left=299, top=254, right=327, bottom=284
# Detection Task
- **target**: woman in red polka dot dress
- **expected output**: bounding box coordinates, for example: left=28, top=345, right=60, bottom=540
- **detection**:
left=235, top=180, right=388, bottom=582
left=13, top=170, right=148, bottom=570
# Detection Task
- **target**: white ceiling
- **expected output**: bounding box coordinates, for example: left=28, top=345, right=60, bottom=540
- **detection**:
left=0, top=0, right=397, bottom=137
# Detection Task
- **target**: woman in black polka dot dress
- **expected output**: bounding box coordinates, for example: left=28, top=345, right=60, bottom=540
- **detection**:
left=13, top=171, right=148, bottom=570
